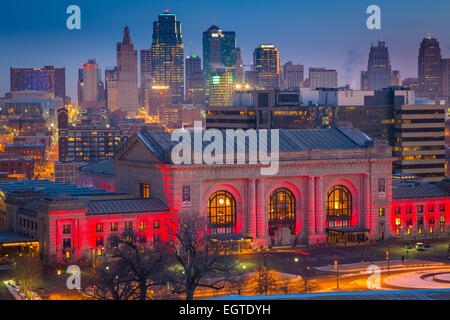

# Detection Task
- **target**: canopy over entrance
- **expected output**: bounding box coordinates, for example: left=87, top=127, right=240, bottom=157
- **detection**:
left=327, top=226, right=370, bottom=244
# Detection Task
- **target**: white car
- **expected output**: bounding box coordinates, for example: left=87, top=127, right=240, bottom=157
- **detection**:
left=416, top=243, right=425, bottom=251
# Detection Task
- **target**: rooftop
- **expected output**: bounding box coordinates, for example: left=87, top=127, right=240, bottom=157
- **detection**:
left=393, top=185, right=450, bottom=200
left=137, top=128, right=374, bottom=164
left=86, top=198, right=169, bottom=215
left=78, top=160, right=114, bottom=177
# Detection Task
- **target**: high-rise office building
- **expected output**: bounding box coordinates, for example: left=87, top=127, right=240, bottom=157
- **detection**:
left=235, top=48, right=244, bottom=84
left=203, top=25, right=236, bottom=103
left=440, top=59, right=450, bottom=100
left=208, top=67, right=233, bottom=107
left=281, top=62, right=304, bottom=89
left=105, top=67, right=118, bottom=111
left=185, top=55, right=204, bottom=105
left=253, top=44, right=280, bottom=90
left=140, top=49, right=152, bottom=108
left=361, top=41, right=392, bottom=91
left=10, top=66, right=66, bottom=99
left=117, top=27, right=139, bottom=116
left=77, top=59, right=105, bottom=109
left=418, top=34, right=441, bottom=99
left=151, top=10, right=184, bottom=104
left=309, top=68, right=338, bottom=90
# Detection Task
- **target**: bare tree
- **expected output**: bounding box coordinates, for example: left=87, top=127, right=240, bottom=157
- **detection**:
left=227, top=272, right=248, bottom=296
left=250, top=265, right=277, bottom=296
left=167, top=216, right=235, bottom=300
left=13, top=255, right=43, bottom=300
left=86, top=232, right=168, bottom=300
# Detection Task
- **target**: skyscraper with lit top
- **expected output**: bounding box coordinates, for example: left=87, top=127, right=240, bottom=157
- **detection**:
left=253, top=44, right=280, bottom=89
left=151, top=10, right=184, bottom=104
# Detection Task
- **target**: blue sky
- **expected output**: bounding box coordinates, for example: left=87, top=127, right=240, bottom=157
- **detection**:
left=1, top=0, right=450, bottom=99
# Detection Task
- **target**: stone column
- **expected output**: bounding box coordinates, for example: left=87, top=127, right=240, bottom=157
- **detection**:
left=363, top=174, right=372, bottom=234
left=306, top=177, right=316, bottom=236
left=315, top=176, right=324, bottom=235
left=256, top=179, right=266, bottom=240
left=247, top=179, right=257, bottom=238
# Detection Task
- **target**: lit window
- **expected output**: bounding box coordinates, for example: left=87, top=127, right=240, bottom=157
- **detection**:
left=140, top=183, right=150, bottom=198
left=326, top=186, right=352, bottom=226
left=153, top=220, right=160, bottom=229
left=125, top=221, right=133, bottom=231
left=379, top=208, right=385, bottom=217
left=139, top=221, right=147, bottom=230
left=207, top=191, right=236, bottom=235
left=96, top=237, right=104, bottom=247
left=440, top=204, right=446, bottom=212
left=395, top=218, right=401, bottom=226
left=111, top=222, right=118, bottom=232
left=268, top=188, right=296, bottom=236
left=96, top=223, right=103, bottom=233
left=63, top=225, right=71, bottom=234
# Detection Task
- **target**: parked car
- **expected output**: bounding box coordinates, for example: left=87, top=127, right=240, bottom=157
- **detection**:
left=405, top=242, right=412, bottom=249
left=424, top=241, right=431, bottom=248
left=416, top=242, right=425, bottom=251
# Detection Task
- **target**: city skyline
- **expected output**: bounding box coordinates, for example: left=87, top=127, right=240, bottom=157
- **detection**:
left=2, top=0, right=450, bottom=100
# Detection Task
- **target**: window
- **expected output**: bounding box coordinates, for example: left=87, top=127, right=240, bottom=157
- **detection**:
left=63, top=225, right=71, bottom=234
left=153, top=233, right=161, bottom=242
left=96, top=237, right=104, bottom=247
left=268, top=188, right=296, bottom=235
left=125, top=221, right=133, bottom=231
left=418, top=217, right=424, bottom=226
left=395, top=218, right=401, bottom=226
left=417, top=205, right=424, bottom=214
left=326, top=186, right=352, bottom=227
left=430, top=226, right=433, bottom=234
left=378, top=178, right=386, bottom=193
left=139, top=221, right=147, bottom=230
left=406, top=206, right=413, bottom=214
left=63, top=238, right=72, bottom=249
left=395, top=207, right=401, bottom=215
left=379, top=208, right=385, bottom=217
left=153, top=220, right=160, bottom=229
left=96, top=223, right=103, bottom=233
left=440, top=204, right=446, bottom=212
left=429, top=217, right=435, bottom=225
left=207, top=191, right=236, bottom=235
left=125, top=235, right=133, bottom=244
left=440, top=216, right=446, bottom=224
left=139, top=234, right=147, bottom=243
left=140, top=183, right=150, bottom=198
left=418, top=227, right=423, bottom=235
left=441, top=225, right=445, bottom=233
left=111, top=222, right=118, bottom=232
left=428, top=204, right=435, bottom=213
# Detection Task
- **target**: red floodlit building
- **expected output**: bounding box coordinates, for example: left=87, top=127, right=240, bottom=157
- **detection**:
left=1, top=180, right=175, bottom=264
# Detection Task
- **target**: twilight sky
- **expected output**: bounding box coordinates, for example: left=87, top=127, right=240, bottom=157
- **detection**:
left=1, top=0, right=450, bottom=100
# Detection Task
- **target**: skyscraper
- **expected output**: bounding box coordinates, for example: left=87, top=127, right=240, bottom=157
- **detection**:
left=151, top=10, right=184, bottom=104
left=105, top=67, right=118, bottom=111
left=235, top=48, right=244, bottom=84
left=281, top=62, right=304, bottom=89
left=117, top=26, right=139, bottom=116
left=208, top=67, right=233, bottom=107
left=185, top=55, right=204, bottom=105
left=440, top=59, right=450, bottom=100
left=309, top=68, right=337, bottom=90
left=10, top=66, right=65, bottom=98
left=140, top=49, right=152, bottom=110
left=203, top=25, right=236, bottom=103
left=418, top=34, right=441, bottom=99
left=77, top=59, right=104, bottom=109
left=361, top=41, right=392, bottom=90
left=253, top=44, right=280, bottom=90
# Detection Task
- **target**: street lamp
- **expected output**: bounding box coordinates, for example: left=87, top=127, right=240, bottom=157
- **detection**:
left=334, top=260, right=339, bottom=289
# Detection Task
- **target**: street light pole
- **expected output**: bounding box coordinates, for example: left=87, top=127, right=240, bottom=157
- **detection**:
left=334, top=260, right=339, bottom=289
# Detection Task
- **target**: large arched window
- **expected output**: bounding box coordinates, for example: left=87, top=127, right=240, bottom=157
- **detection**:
left=326, top=185, right=352, bottom=228
left=207, top=191, right=236, bottom=235
left=268, top=188, right=296, bottom=235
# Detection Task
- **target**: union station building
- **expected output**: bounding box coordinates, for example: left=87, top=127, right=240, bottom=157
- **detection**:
left=113, top=128, right=398, bottom=247
left=1, top=128, right=450, bottom=264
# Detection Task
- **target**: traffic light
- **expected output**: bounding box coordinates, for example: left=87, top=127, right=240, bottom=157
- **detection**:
left=57, top=269, right=62, bottom=277
left=334, top=260, right=338, bottom=270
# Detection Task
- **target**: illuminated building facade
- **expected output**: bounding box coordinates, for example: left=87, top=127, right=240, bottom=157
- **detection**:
left=208, top=66, right=234, bottom=107
left=77, top=59, right=105, bottom=110
left=117, top=27, right=139, bottom=116
left=281, top=62, right=304, bottom=90
left=105, top=67, right=118, bottom=112
left=114, top=128, right=396, bottom=246
left=0, top=180, right=174, bottom=264
left=203, top=25, right=236, bottom=104
left=253, top=44, right=280, bottom=90
left=10, top=66, right=65, bottom=99
left=151, top=11, right=184, bottom=103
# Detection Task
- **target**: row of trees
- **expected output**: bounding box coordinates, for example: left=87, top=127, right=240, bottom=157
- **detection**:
left=86, top=216, right=236, bottom=300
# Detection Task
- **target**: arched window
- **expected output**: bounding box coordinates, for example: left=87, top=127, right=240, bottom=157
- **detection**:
left=207, top=191, right=236, bottom=235
left=326, top=185, right=352, bottom=228
left=268, top=188, right=296, bottom=235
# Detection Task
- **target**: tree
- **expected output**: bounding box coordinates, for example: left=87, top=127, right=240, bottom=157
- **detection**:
left=167, top=216, right=235, bottom=300
left=227, top=269, right=249, bottom=296
left=250, top=265, right=278, bottom=296
left=86, top=232, right=168, bottom=300
left=13, top=255, right=43, bottom=300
